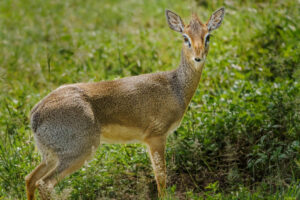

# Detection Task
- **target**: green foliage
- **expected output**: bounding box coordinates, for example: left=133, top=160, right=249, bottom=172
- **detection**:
left=168, top=80, right=299, bottom=191
left=0, top=0, right=299, bottom=199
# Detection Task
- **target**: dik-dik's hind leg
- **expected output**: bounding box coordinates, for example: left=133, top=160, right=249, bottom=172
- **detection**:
left=145, top=136, right=167, bottom=197
left=36, top=157, right=85, bottom=200
left=36, top=147, right=97, bottom=200
left=25, top=160, right=56, bottom=200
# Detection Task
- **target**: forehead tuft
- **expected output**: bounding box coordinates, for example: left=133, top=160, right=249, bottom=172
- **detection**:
left=188, top=14, right=204, bottom=34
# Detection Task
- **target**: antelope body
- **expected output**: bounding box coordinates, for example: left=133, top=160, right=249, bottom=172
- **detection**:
left=25, top=8, right=225, bottom=200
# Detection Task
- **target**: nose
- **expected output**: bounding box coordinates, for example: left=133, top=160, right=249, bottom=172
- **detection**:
left=194, top=57, right=201, bottom=62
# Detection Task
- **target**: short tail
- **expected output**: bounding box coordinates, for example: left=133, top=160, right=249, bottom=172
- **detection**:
left=30, top=102, right=42, bottom=132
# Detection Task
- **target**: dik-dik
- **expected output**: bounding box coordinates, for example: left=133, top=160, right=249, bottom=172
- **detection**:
left=25, top=8, right=225, bottom=200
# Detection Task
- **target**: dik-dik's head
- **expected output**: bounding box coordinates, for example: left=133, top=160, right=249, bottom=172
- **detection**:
left=166, top=8, right=225, bottom=67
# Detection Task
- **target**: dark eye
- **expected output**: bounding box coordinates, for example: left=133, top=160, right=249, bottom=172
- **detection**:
left=205, top=34, right=211, bottom=47
left=183, top=35, right=191, bottom=48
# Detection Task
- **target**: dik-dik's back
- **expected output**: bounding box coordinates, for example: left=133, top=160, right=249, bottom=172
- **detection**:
left=26, top=8, right=225, bottom=200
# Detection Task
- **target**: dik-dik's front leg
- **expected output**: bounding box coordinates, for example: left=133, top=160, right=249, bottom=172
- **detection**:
left=145, top=136, right=167, bottom=197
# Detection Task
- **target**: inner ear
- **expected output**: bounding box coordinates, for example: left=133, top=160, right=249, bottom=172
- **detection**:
left=206, top=7, right=225, bottom=32
left=165, top=10, right=185, bottom=33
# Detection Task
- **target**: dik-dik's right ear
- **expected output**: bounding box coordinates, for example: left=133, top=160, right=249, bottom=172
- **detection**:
left=166, top=10, right=185, bottom=33
left=206, top=7, right=225, bottom=32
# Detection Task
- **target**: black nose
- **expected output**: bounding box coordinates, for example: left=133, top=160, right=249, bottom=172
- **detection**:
left=194, top=57, right=201, bottom=62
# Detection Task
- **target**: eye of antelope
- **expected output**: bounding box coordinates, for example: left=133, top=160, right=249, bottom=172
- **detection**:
left=183, top=34, right=191, bottom=48
left=205, top=34, right=211, bottom=47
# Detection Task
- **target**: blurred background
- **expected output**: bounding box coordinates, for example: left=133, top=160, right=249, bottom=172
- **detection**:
left=0, top=0, right=299, bottom=199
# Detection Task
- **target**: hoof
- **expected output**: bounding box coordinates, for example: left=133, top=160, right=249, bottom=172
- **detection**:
left=36, top=180, right=52, bottom=200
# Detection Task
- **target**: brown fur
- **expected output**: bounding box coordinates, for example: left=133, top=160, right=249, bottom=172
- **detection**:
left=26, top=8, right=225, bottom=200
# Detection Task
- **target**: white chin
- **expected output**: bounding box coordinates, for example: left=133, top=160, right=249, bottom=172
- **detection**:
left=193, top=60, right=205, bottom=70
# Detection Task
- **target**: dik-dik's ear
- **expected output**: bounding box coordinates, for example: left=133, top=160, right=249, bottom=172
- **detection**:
left=206, top=7, right=225, bottom=32
left=165, top=10, right=185, bottom=33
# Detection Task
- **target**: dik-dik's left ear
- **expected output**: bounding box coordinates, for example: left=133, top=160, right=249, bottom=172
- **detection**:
left=165, top=9, right=185, bottom=33
left=206, top=7, right=225, bottom=32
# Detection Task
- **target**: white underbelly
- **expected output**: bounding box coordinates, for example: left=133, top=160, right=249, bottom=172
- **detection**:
left=167, top=120, right=181, bottom=135
left=100, top=124, right=145, bottom=144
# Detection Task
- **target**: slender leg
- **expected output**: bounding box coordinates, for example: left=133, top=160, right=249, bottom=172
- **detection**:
left=36, top=155, right=90, bottom=200
left=25, top=160, right=57, bottom=200
left=145, top=136, right=167, bottom=197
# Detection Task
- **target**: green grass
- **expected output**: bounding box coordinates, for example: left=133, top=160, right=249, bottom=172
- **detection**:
left=0, top=0, right=299, bottom=199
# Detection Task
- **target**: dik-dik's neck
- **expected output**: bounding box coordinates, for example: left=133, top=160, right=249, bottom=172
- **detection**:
left=175, top=50, right=205, bottom=106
